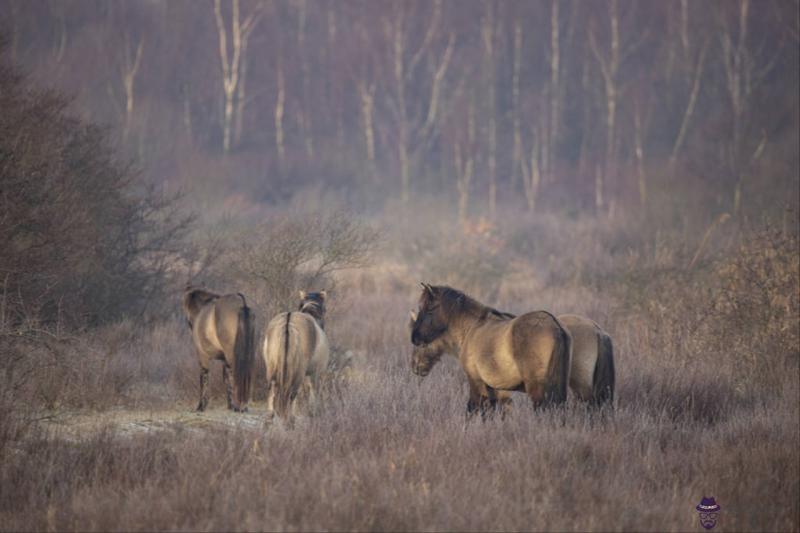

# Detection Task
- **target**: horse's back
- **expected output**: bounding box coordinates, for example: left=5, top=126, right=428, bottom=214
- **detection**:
left=510, top=311, right=565, bottom=365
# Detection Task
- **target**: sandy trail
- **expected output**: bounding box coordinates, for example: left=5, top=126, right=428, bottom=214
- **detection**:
left=38, top=404, right=272, bottom=441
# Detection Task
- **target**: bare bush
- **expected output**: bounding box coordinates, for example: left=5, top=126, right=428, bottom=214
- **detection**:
left=204, top=211, right=379, bottom=316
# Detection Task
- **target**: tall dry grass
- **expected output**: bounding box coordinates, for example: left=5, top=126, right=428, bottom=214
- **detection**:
left=1, top=208, right=797, bottom=531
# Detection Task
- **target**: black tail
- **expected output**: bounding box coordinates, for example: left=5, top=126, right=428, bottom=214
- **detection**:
left=544, top=319, right=571, bottom=405
left=592, top=332, right=615, bottom=408
left=233, top=304, right=255, bottom=407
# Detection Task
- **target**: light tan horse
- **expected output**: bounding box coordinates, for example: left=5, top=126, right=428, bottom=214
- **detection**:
left=558, top=314, right=615, bottom=406
left=411, top=311, right=615, bottom=408
left=263, top=291, right=330, bottom=421
left=182, top=285, right=255, bottom=412
left=410, top=284, right=571, bottom=416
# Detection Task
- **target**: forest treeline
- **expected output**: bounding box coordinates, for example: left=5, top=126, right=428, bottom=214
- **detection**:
left=4, top=0, right=798, bottom=222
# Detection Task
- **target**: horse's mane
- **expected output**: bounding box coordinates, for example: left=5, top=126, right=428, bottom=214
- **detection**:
left=436, top=286, right=515, bottom=322
left=183, top=286, right=220, bottom=318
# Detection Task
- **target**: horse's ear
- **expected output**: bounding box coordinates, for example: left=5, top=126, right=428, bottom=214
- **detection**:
left=318, top=290, right=327, bottom=300
left=299, top=290, right=307, bottom=300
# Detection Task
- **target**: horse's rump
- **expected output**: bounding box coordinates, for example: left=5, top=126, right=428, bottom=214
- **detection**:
left=265, top=311, right=326, bottom=419
left=510, top=311, right=571, bottom=405
left=592, top=331, right=615, bottom=407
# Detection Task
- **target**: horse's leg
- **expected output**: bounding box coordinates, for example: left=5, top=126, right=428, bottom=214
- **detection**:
left=302, top=375, right=317, bottom=415
left=497, top=391, right=513, bottom=420
left=465, top=377, right=488, bottom=420
left=224, top=352, right=247, bottom=413
left=223, top=364, right=234, bottom=410
left=480, top=387, right=501, bottom=420
left=265, top=380, right=276, bottom=422
left=197, top=366, right=210, bottom=412
left=524, top=381, right=546, bottom=409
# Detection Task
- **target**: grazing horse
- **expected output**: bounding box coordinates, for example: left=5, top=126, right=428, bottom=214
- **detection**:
left=182, top=285, right=255, bottom=412
left=263, top=291, right=330, bottom=421
left=410, top=311, right=615, bottom=408
left=410, top=284, right=571, bottom=415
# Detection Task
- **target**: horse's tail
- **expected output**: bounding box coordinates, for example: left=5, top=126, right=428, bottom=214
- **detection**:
left=544, top=318, right=572, bottom=405
left=233, top=301, right=255, bottom=408
left=274, top=312, right=301, bottom=419
left=592, top=332, right=615, bottom=408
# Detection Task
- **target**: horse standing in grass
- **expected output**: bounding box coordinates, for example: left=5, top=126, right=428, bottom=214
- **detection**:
left=410, top=311, right=615, bottom=408
left=410, top=284, right=571, bottom=416
left=182, top=286, right=255, bottom=412
left=263, top=291, right=330, bottom=421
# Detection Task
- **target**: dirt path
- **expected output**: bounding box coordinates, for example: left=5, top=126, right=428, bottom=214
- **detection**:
left=38, top=404, right=271, bottom=441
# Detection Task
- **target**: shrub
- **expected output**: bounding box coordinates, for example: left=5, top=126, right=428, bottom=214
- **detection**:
left=0, top=47, right=189, bottom=332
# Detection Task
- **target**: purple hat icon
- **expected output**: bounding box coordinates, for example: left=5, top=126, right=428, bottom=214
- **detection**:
left=696, top=497, right=721, bottom=513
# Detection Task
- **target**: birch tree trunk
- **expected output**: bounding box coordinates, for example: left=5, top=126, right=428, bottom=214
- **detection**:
left=482, top=3, right=497, bottom=220
left=121, top=35, right=144, bottom=143
left=213, top=0, right=263, bottom=154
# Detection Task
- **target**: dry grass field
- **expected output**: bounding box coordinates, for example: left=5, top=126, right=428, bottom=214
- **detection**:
left=1, top=211, right=797, bottom=532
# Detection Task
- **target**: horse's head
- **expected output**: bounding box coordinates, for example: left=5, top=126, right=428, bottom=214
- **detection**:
left=411, top=283, right=449, bottom=346
left=408, top=311, right=446, bottom=376
left=182, top=286, right=219, bottom=330
left=299, top=290, right=327, bottom=328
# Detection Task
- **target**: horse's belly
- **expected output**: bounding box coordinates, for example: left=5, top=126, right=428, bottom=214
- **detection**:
left=477, top=352, right=523, bottom=390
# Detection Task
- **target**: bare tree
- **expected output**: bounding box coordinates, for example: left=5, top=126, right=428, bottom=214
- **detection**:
left=668, top=0, right=709, bottom=174
left=453, top=96, right=476, bottom=224
left=481, top=2, right=498, bottom=219
left=717, top=0, right=780, bottom=214
left=275, top=54, right=286, bottom=166
left=384, top=1, right=454, bottom=203
left=120, top=33, right=144, bottom=143
left=212, top=0, right=264, bottom=154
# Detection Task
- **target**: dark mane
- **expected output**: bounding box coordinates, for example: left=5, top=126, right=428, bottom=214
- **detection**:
left=436, top=286, right=514, bottom=322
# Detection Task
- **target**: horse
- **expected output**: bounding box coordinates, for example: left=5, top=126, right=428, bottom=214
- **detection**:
left=263, top=290, right=330, bottom=421
left=410, top=311, right=615, bottom=408
left=182, top=285, right=255, bottom=412
left=410, top=284, right=571, bottom=416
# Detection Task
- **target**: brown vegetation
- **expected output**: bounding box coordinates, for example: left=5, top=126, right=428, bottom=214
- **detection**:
left=2, top=208, right=797, bottom=531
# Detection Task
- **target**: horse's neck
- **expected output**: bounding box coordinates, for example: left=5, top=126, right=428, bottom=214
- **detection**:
left=444, top=313, right=482, bottom=355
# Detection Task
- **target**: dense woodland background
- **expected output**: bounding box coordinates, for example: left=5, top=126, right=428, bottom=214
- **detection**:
left=4, top=0, right=798, bottom=216
left=0, top=2, right=798, bottom=531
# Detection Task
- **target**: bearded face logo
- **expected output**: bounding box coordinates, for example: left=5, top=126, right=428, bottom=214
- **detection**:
left=696, top=497, right=721, bottom=530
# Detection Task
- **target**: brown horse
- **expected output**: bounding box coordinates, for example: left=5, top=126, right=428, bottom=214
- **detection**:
left=411, top=311, right=615, bottom=408
left=410, top=284, right=571, bottom=415
left=182, top=285, right=255, bottom=412
left=263, top=291, right=330, bottom=421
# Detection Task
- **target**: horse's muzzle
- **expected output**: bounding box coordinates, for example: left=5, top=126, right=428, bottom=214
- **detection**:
left=411, top=331, right=424, bottom=346
left=411, top=361, right=430, bottom=377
